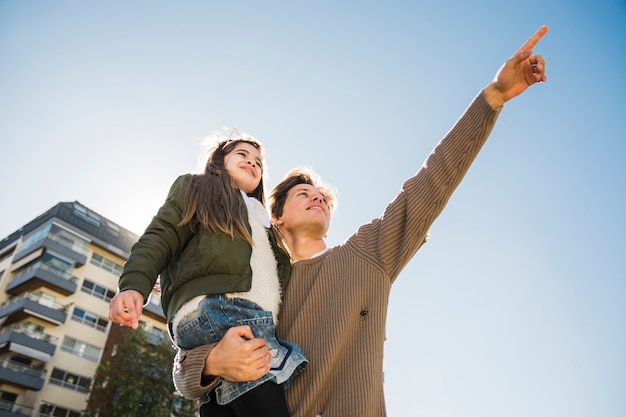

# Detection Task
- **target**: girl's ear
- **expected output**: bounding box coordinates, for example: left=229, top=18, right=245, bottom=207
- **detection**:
left=271, top=216, right=283, bottom=226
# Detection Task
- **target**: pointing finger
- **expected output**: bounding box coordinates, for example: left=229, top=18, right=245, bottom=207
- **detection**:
left=518, top=25, right=549, bottom=53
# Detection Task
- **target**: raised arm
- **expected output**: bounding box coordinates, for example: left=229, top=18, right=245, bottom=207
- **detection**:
left=347, top=26, right=549, bottom=280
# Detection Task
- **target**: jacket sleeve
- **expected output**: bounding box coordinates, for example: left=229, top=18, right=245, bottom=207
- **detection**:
left=346, top=91, right=501, bottom=282
left=173, top=344, right=220, bottom=399
left=117, top=175, right=194, bottom=301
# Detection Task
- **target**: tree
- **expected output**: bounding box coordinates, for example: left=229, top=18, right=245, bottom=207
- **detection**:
left=84, top=324, right=196, bottom=417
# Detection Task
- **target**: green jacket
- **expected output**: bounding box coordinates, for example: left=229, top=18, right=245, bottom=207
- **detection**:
left=117, top=174, right=291, bottom=323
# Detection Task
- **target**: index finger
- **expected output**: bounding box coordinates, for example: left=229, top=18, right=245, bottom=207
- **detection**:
left=519, top=25, right=549, bottom=52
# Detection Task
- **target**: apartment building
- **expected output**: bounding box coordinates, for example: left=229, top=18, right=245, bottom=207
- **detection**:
left=0, top=201, right=167, bottom=417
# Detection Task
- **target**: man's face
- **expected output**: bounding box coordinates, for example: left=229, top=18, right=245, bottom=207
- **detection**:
left=274, top=183, right=331, bottom=238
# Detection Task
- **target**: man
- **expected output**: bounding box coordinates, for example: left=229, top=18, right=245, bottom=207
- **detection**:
left=174, top=26, right=549, bottom=417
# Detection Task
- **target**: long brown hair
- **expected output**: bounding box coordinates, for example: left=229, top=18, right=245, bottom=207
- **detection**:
left=179, top=137, right=265, bottom=245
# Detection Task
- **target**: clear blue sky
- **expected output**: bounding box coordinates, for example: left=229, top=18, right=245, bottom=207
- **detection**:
left=1, top=1, right=624, bottom=416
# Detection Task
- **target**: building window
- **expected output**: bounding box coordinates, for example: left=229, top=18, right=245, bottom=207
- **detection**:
left=81, top=279, right=117, bottom=302
left=49, top=368, right=91, bottom=393
left=71, top=307, right=109, bottom=332
left=106, top=220, right=120, bottom=236
left=90, top=253, right=123, bottom=276
left=20, top=224, right=52, bottom=249
left=60, top=336, right=102, bottom=363
left=39, top=402, right=81, bottom=417
left=72, top=204, right=101, bottom=227
left=41, top=250, right=74, bottom=276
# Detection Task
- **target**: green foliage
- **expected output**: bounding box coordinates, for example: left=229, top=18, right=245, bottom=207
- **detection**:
left=83, top=325, right=196, bottom=417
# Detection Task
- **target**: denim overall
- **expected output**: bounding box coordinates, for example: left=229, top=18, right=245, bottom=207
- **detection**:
left=174, top=295, right=308, bottom=405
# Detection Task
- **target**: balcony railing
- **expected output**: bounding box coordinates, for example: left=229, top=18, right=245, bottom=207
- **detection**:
left=0, top=399, right=33, bottom=417
left=0, top=358, right=46, bottom=379
left=11, top=261, right=78, bottom=285
left=19, top=232, right=88, bottom=261
left=0, top=292, right=66, bottom=312
left=6, top=261, right=78, bottom=296
left=0, top=323, right=58, bottom=345
left=0, top=324, right=57, bottom=360
left=48, top=377, right=90, bottom=394
left=0, top=292, right=68, bottom=326
left=0, top=357, right=46, bottom=390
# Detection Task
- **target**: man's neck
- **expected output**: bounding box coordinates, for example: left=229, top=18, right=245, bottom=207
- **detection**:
left=282, top=234, right=327, bottom=261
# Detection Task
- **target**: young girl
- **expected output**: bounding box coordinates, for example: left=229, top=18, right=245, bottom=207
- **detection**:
left=108, top=129, right=307, bottom=417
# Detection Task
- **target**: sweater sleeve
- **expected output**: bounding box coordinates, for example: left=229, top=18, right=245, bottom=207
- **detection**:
left=173, top=344, right=220, bottom=399
left=346, top=91, right=501, bottom=282
left=117, top=175, right=194, bottom=301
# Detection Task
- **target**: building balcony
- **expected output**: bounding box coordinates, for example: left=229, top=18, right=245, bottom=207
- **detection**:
left=0, top=293, right=67, bottom=326
left=0, top=400, right=33, bottom=417
left=6, top=261, right=78, bottom=296
left=0, top=323, right=57, bottom=362
left=13, top=230, right=88, bottom=268
left=0, top=357, right=45, bottom=390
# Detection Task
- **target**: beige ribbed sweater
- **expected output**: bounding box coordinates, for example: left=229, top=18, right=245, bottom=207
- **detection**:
left=173, top=91, right=500, bottom=417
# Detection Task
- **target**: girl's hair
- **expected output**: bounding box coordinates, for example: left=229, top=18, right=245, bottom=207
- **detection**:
left=179, top=135, right=265, bottom=245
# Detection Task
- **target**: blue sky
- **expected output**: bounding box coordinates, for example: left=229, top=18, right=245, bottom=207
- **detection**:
left=1, top=1, right=625, bottom=416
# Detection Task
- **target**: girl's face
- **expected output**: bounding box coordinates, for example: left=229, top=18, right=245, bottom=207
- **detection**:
left=223, top=142, right=264, bottom=194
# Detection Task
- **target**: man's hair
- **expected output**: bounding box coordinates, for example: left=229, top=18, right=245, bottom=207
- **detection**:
left=269, top=167, right=336, bottom=219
